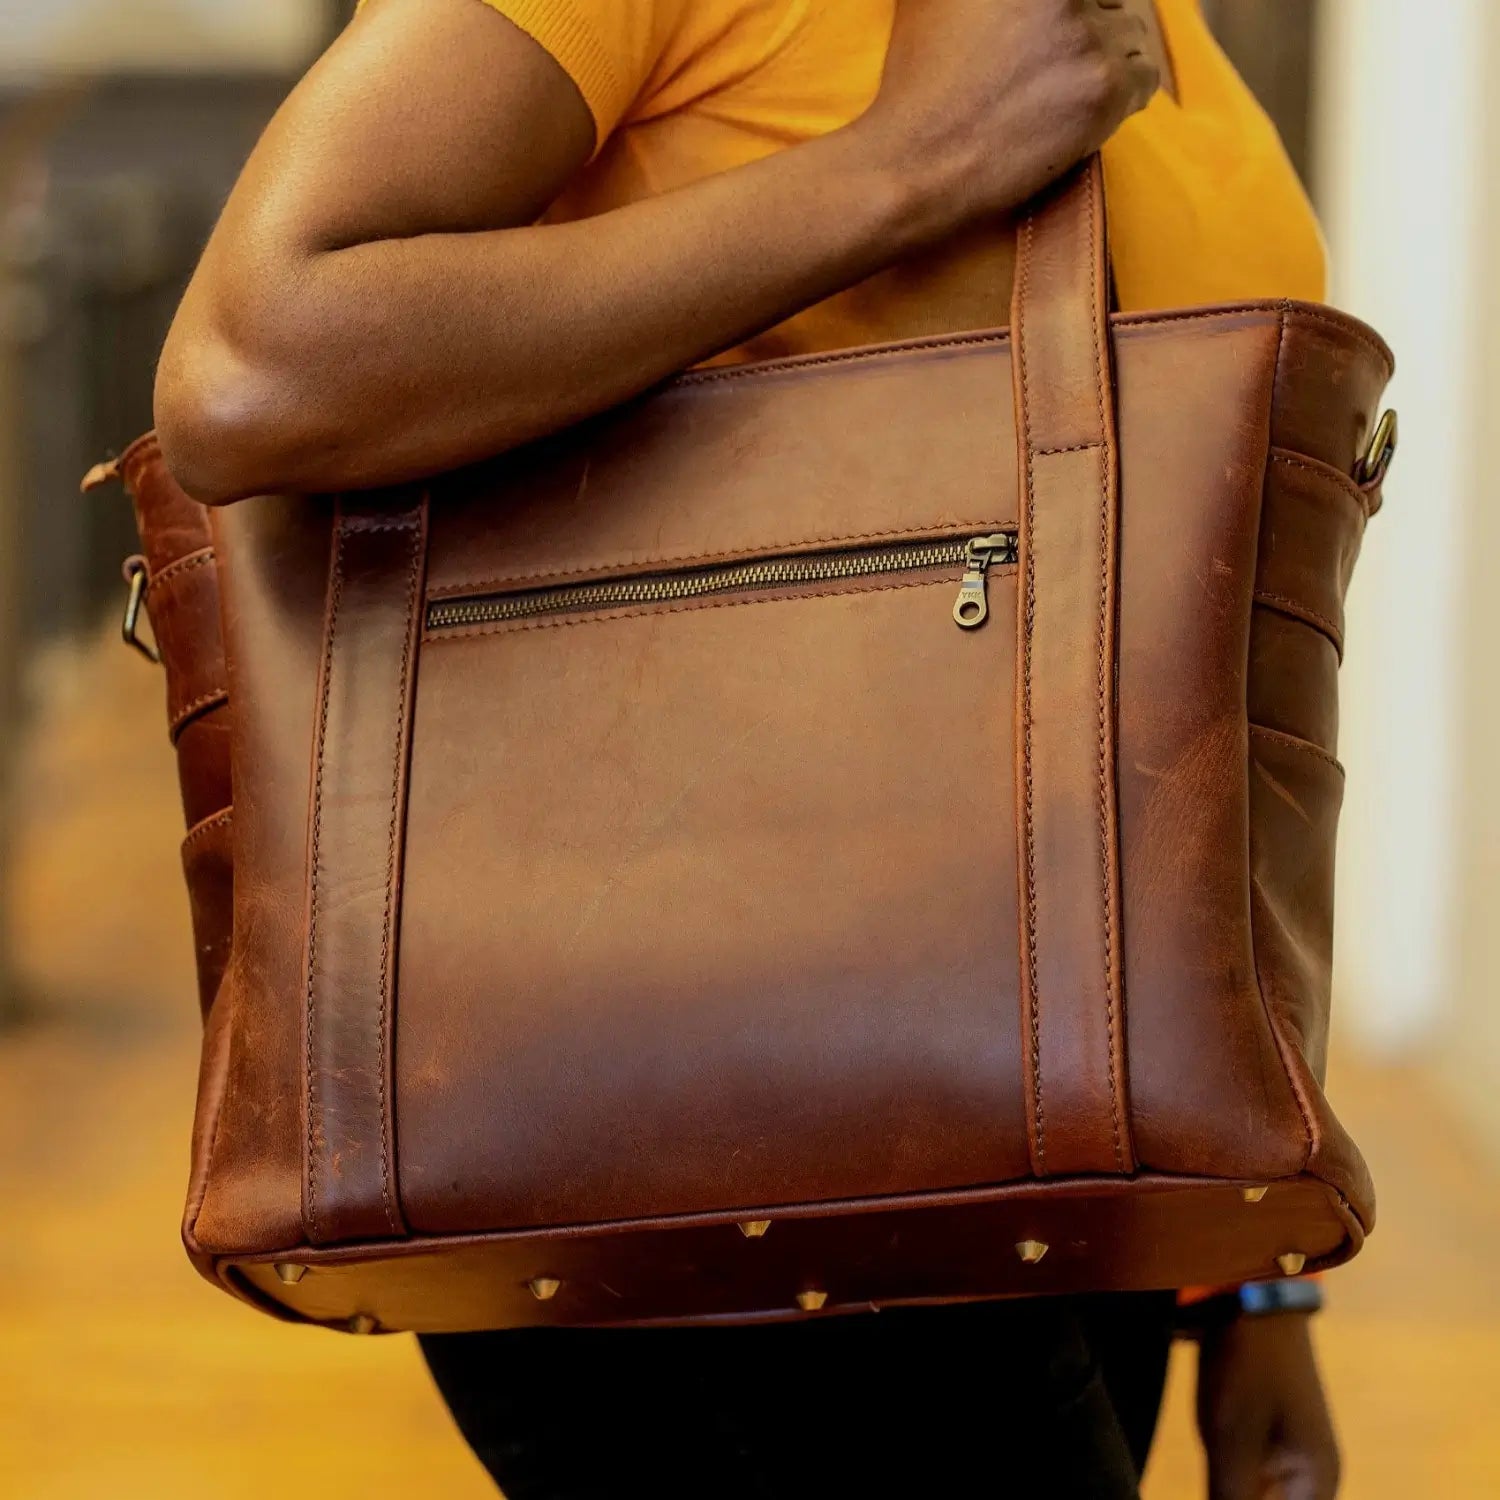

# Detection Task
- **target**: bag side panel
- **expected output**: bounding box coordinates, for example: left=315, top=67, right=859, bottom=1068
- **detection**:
left=121, top=436, right=232, bottom=1015
left=187, top=496, right=334, bottom=1256
left=1248, top=329, right=1389, bottom=1225
left=1113, top=314, right=1311, bottom=1182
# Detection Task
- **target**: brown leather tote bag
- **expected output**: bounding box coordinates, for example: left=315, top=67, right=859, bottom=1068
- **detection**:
left=98, top=158, right=1395, bottom=1334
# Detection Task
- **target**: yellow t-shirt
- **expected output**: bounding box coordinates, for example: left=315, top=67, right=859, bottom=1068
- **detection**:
left=407, top=0, right=1327, bottom=362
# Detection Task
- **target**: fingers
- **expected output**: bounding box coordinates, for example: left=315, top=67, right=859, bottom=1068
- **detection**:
left=1123, top=55, right=1162, bottom=111
left=1082, top=0, right=1161, bottom=111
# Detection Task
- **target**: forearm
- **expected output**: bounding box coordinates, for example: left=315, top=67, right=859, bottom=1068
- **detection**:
left=158, top=0, right=1161, bottom=503
left=157, top=123, right=952, bottom=503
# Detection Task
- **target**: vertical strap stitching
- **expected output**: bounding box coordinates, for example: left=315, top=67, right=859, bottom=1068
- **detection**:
left=1250, top=309, right=1319, bottom=1169
left=1094, top=444, right=1126, bottom=1173
left=304, top=520, right=348, bottom=1241
left=1084, top=167, right=1128, bottom=1173
left=374, top=516, right=422, bottom=1235
left=1017, top=214, right=1046, bottom=1173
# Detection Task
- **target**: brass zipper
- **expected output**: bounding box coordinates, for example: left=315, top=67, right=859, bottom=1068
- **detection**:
left=426, top=532, right=1018, bottom=633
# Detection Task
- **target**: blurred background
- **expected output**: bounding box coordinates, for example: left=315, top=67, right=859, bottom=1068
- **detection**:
left=1, top=2, right=1496, bottom=1495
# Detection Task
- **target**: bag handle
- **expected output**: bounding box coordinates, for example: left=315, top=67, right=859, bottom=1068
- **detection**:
left=1009, top=155, right=1134, bottom=1179
left=1011, top=155, right=1117, bottom=453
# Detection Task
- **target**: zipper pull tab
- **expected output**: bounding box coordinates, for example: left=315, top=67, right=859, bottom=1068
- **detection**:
left=952, top=533, right=1015, bottom=630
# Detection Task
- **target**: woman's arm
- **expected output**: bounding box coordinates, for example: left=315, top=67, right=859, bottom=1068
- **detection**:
left=1199, top=1313, right=1341, bottom=1500
left=155, top=0, right=1158, bottom=503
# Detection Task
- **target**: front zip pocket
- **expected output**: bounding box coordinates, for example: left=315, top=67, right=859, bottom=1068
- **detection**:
left=426, top=532, right=1018, bottom=633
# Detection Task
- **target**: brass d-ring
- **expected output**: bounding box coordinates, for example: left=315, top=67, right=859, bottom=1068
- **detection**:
left=121, top=556, right=160, bottom=665
left=1355, top=409, right=1398, bottom=488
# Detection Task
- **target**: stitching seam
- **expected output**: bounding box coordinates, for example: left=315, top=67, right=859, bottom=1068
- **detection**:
left=182, top=806, right=232, bottom=852
left=343, top=516, right=426, bottom=535
left=209, top=1170, right=1361, bottom=1262
left=1253, top=591, right=1344, bottom=656
left=1269, top=451, right=1374, bottom=518
left=169, top=688, right=229, bottom=738
left=1095, top=446, right=1125, bottom=1172
left=146, top=547, right=214, bottom=593
left=1018, top=216, right=1045, bottom=1175
left=1249, top=723, right=1346, bottom=777
left=120, top=431, right=163, bottom=491
left=676, top=332, right=1013, bottom=386
left=376, top=519, right=421, bottom=1237
left=1248, top=309, right=1318, bottom=1171
left=304, top=523, right=347, bottom=1242
left=1122, top=303, right=1393, bottom=375
left=185, top=969, right=232, bottom=1243
left=1281, top=304, right=1396, bottom=376
left=1085, top=174, right=1126, bottom=1174
left=1036, top=441, right=1104, bottom=457
left=662, top=303, right=1390, bottom=391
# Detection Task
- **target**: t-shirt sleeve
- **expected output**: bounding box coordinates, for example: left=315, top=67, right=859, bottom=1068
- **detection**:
left=469, top=0, right=679, bottom=146
left=355, top=1, right=805, bottom=155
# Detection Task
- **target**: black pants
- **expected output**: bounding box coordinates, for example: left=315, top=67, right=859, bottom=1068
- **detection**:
left=420, top=1292, right=1176, bottom=1499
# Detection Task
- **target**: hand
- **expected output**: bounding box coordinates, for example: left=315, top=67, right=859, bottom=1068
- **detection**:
left=1197, top=1313, right=1341, bottom=1500
left=857, top=0, right=1161, bottom=229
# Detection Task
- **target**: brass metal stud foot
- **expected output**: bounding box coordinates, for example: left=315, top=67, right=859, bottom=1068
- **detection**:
left=347, top=1314, right=378, bottom=1335
left=738, top=1220, right=773, bottom=1239
left=528, top=1277, right=562, bottom=1302
left=795, top=1290, right=828, bottom=1312
left=1241, top=1186, right=1269, bottom=1204
left=274, top=1262, right=309, bottom=1285
left=1015, top=1240, right=1049, bottom=1265
left=1276, top=1252, right=1307, bottom=1277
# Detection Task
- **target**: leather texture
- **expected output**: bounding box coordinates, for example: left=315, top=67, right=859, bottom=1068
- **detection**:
left=303, top=498, right=428, bottom=1245
left=118, top=432, right=234, bottom=1018
left=223, top=1174, right=1362, bottom=1333
left=1012, top=161, right=1132, bottom=1178
left=114, top=158, right=1393, bottom=1333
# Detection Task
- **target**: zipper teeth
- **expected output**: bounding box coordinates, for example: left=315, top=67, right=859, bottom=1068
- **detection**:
left=427, top=537, right=1001, bottom=630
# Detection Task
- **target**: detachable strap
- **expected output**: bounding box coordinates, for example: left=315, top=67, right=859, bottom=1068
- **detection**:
left=1011, top=157, right=1134, bottom=1178
left=303, top=495, right=428, bottom=1244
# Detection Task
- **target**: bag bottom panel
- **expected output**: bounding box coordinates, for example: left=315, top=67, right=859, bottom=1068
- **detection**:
left=223, top=1172, right=1362, bottom=1334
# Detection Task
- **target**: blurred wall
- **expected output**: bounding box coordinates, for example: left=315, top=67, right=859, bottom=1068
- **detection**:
left=0, top=0, right=325, bottom=76
left=1443, top=7, right=1500, bottom=1159
left=0, top=3, right=327, bottom=1019
left=1201, top=0, right=1314, bottom=178
left=1316, top=0, right=1500, bottom=1156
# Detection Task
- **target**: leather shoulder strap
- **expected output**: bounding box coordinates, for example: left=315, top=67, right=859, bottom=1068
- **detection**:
left=303, top=495, right=428, bottom=1244
left=1011, top=157, right=1134, bottom=1177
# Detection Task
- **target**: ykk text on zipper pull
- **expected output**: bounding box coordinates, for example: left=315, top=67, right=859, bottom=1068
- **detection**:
left=952, top=534, right=1017, bottom=630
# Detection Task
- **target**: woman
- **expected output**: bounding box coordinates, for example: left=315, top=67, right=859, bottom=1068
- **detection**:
left=156, top=2, right=1341, bottom=1495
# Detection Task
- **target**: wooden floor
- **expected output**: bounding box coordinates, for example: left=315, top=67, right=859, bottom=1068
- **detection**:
left=4, top=635, right=1498, bottom=1498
